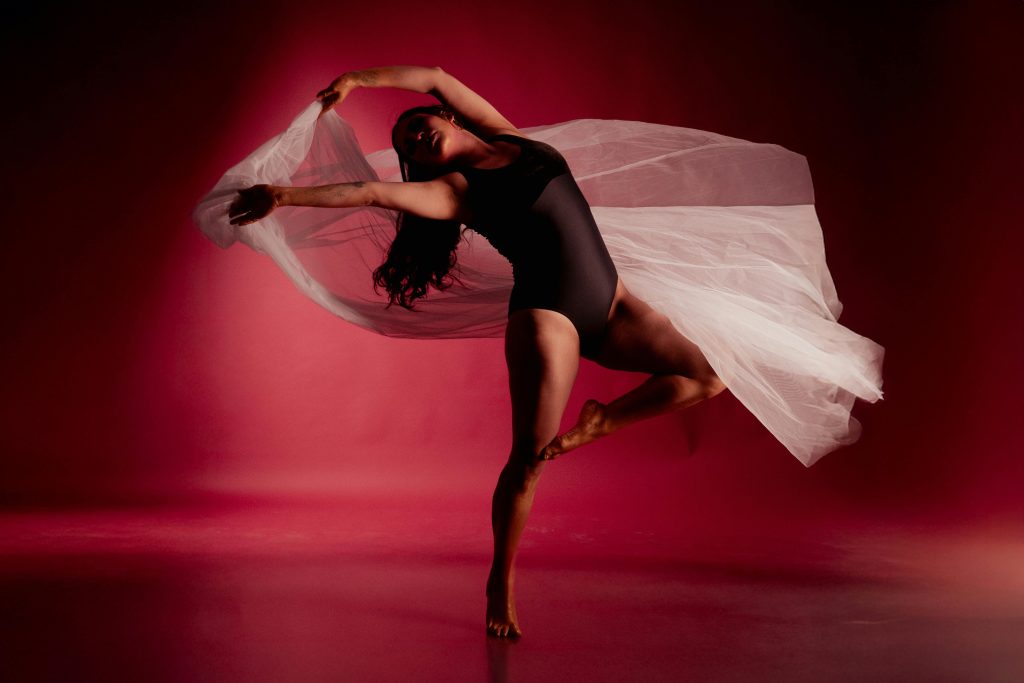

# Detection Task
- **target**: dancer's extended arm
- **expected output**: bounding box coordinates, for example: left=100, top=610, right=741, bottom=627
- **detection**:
left=277, top=183, right=374, bottom=209
left=228, top=179, right=460, bottom=226
left=227, top=182, right=369, bottom=226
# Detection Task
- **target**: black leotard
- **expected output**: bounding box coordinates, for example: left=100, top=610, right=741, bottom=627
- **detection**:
left=458, top=133, right=619, bottom=355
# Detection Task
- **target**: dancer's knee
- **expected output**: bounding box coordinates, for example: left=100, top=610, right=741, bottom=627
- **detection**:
left=664, top=373, right=725, bottom=402
left=505, top=443, right=547, bottom=487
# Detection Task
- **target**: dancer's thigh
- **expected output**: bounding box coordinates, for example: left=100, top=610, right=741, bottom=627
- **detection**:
left=504, top=308, right=581, bottom=457
left=589, top=286, right=720, bottom=385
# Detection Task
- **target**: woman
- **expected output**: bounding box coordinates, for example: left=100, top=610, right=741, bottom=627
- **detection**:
left=219, top=65, right=883, bottom=639
left=228, top=65, right=727, bottom=639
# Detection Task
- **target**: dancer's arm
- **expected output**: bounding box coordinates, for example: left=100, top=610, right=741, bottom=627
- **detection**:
left=227, top=183, right=368, bottom=226
left=317, top=66, right=518, bottom=135
left=345, top=65, right=440, bottom=93
left=277, top=183, right=374, bottom=209
left=430, top=67, right=518, bottom=134
left=317, top=65, right=442, bottom=113
left=228, top=178, right=461, bottom=226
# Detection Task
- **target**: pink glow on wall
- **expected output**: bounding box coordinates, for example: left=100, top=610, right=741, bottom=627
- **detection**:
left=0, top=1, right=1019, bottom=530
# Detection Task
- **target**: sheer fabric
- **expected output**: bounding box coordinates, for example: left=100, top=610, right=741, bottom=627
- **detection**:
left=192, top=101, right=885, bottom=466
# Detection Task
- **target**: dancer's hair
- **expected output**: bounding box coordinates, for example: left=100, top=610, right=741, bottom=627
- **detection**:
left=373, top=104, right=478, bottom=310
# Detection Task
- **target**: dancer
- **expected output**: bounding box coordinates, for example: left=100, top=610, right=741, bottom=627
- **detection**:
left=219, top=65, right=882, bottom=640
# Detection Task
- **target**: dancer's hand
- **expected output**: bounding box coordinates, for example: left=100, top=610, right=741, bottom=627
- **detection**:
left=317, top=73, right=356, bottom=116
left=228, top=184, right=281, bottom=226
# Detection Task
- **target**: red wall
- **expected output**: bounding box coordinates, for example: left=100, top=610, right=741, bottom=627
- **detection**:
left=1, top=1, right=1020, bottom=526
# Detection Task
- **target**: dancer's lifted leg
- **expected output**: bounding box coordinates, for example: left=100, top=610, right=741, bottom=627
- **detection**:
left=539, top=282, right=727, bottom=461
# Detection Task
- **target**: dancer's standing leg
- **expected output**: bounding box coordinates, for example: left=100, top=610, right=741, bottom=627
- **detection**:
left=486, top=308, right=580, bottom=639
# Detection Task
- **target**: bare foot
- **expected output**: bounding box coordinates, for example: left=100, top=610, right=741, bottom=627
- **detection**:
left=486, top=585, right=523, bottom=640
left=538, top=399, right=610, bottom=460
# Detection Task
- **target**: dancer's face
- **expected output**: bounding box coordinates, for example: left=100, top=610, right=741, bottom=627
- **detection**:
left=393, top=113, right=457, bottom=167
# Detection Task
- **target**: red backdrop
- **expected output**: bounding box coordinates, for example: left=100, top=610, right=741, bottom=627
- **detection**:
left=1, top=1, right=1020, bottom=531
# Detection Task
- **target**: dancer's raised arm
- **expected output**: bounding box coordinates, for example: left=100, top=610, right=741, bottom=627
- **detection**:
left=317, top=66, right=517, bottom=135
left=317, top=65, right=443, bottom=113
left=429, top=67, right=518, bottom=135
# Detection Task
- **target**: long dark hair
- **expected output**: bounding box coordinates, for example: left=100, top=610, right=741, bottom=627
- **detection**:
left=372, top=104, right=478, bottom=310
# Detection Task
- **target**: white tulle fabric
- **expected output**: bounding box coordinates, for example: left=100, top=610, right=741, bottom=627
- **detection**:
left=193, top=101, right=885, bottom=466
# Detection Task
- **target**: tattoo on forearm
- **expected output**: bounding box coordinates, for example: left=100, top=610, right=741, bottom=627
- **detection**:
left=352, top=70, right=379, bottom=87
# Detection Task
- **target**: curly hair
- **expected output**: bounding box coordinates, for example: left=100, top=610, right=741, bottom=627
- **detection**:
left=372, top=104, right=482, bottom=310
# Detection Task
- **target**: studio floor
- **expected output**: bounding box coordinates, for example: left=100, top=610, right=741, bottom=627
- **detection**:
left=1, top=495, right=1021, bottom=682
